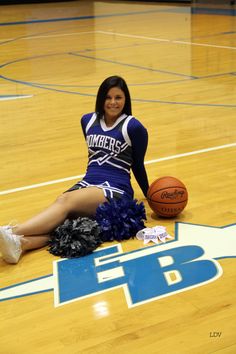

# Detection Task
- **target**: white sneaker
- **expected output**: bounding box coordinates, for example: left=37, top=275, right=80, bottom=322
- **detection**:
left=0, top=226, right=22, bottom=264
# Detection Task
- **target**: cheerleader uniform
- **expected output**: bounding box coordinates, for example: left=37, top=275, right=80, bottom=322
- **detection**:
left=66, top=112, right=149, bottom=200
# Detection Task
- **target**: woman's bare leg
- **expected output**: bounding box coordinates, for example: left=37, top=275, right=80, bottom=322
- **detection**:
left=14, top=187, right=106, bottom=237
left=21, top=235, right=50, bottom=251
left=0, top=187, right=107, bottom=262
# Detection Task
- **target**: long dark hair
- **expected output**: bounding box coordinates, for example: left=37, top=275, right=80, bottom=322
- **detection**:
left=95, top=76, right=132, bottom=119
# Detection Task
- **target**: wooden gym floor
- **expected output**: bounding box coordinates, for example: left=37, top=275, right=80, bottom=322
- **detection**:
left=0, top=1, right=236, bottom=353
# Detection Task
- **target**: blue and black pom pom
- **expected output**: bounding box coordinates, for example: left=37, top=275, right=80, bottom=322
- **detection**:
left=96, top=198, right=146, bottom=242
left=48, top=217, right=102, bottom=258
left=48, top=198, right=146, bottom=258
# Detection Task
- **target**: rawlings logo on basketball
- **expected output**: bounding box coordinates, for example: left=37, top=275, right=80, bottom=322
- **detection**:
left=161, top=190, right=185, bottom=200
left=147, top=176, right=188, bottom=217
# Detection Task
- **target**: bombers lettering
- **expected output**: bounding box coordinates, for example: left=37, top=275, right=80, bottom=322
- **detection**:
left=87, top=134, right=122, bottom=153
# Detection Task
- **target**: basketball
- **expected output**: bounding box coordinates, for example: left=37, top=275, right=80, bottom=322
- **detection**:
left=147, top=176, right=188, bottom=217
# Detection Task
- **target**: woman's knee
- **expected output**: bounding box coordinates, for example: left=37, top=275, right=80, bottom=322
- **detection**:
left=55, top=193, right=71, bottom=208
left=55, top=192, right=81, bottom=213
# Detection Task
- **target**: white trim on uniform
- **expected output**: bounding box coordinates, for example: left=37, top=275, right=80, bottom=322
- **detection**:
left=85, top=113, right=97, bottom=134
left=100, top=114, right=127, bottom=131
left=122, top=115, right=133, bottom=146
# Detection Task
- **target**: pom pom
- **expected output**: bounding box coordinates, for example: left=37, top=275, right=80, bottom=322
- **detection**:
left=48, top=198, right=147, bottom=259
left=95, top=198, right=146, bottom=242
left=48, top=217, right=102, bottom=258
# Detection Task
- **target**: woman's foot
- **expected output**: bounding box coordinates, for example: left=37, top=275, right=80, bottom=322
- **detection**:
left=0, top=226, right=22, bottom=264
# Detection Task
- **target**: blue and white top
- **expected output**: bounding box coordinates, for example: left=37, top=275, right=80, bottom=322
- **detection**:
left=68, top=112, right=149, bottom=200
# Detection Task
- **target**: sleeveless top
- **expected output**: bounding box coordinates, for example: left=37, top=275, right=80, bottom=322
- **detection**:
left=69, top=112, right=149, bottom=200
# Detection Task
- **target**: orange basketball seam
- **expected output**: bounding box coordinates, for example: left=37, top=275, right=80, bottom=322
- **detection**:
left=148, top=200, right=187, bottom=205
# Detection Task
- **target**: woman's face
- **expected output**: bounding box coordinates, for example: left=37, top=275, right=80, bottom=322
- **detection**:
left=104, top=87, right=126, bottom=122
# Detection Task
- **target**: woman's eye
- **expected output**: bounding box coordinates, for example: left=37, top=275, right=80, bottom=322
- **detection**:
left=105, top=95, right=123, bottom=100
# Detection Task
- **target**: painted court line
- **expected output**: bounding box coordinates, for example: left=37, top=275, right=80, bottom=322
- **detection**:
left=144, top=142, right=236, bottom=165
left=0, top=95, right=33, bottom=101
left=97, top=30, right=236, bottom=50
left=0, top=175, right=85, bottom=196
left=0, top=142, right=235, bottom=196
left=23, top=31, right=95, bottom=40
left=2, top=30, right=236, bottom=51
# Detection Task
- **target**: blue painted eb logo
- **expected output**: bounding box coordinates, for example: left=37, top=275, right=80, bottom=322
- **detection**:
left=1, top=222, right=236, bottom=307
left=55, top=243, right=220, bottom=307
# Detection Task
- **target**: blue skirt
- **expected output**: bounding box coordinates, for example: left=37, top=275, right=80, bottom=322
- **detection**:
left=65, top=180, right=127, bottom=201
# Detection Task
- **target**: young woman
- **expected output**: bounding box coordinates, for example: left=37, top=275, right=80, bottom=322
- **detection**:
left=0, top=76, right=149, bottom=264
